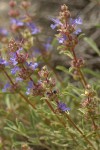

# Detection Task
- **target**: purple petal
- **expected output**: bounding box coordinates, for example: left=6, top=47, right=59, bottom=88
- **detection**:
left=75, top=17, right=82, bottom=25
left=74, top=28, right=82, bottom=35
left=69, top=17, right=82, bottom=25
left=11, top=19, right=24, bottom=27
left=58, top=35, right=67, bottom=43
left=0, top=28, right=8, bottom=36
left=50, top=24, right=57, bottom=29
left=51, top=18, right=62, bottom=25
left=26, top=62, right=38, bottom=70
left=50, top=18, right=62, bottom=29
left=11, top=66, right=20, bottom=74
left=15, top=77, right=23, bottom=82
left=57, top=101, right=70, bottom=112
left=27, top=22, right=40, bottom=34
left=0, top=58, right=8, bottom=66
left=2, top=83, right=10, bottom=92
left=26, top=81, right=34, bottom=95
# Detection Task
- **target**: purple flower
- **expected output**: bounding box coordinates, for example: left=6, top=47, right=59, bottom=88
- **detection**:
left=10, top=53, right=18, bottom=65
left=43, top=38, right=52, bottom=51
left=15, top=77, right=23, bottom=82
left=0, top=28, right=8, bottom=36
left=69, top=17, right=82, bottom=25
left=11, top=66, right=20, bottom=74
left=11, top=18, right=24, bottom=27
left=2, top=83, right=10, bottom=92
left=58, top=35, right=67, bottom=43
left=26, top=62, right=38, bottom=70
left=31, top=62, right=38, bottom=70
left=74, top=28, right=82, bottom=35
left=34, top=48, right=40, bottom=54
left=26, top=81, right=34, bottom=95
left=74, top=17, right=82, bottom=25
left=50, top=18, right=62, bottom=29
left=26, top=22, right=40, bottom=35
left=0, top=58, right=8, bottom=66
left=57, top=101, right=70, bottom=112
left=17, top=47, right=23, bottom=53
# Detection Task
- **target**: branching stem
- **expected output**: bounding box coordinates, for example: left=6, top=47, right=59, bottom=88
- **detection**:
left=3, top=69, right=36, bottom=109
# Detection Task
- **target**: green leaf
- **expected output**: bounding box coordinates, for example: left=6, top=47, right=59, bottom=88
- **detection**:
left=62, top=91, right=77, bottom=98
left=57, top=45, right=66, bottom=51
left=64, top=51, right=73, bottom=59
left=84, top=37, right=100, bottom=56
left=40, top=97, right=48, bottom=100
left=78, top=33, right=85, bottom=39
left=83, top=68, right=100, bottom=78
left=95, top=24, right=100, bottom=28
left=18, top=122, right=26, bottom=133
left=56, top=65, right=72, bottom=75
left=51, top=38, right=58, bottom=47
left=78, top=108, right=87, bottom=115
left=69, top=67, right=74, bottom=73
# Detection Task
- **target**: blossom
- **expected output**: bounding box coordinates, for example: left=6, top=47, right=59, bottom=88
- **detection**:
left=17, top=47, right=23, bottom=53
left=10, top=53, right=18, bottom=65
left=11, top=66, right=20, bottom=74
left=26, top=22, right=40, bottom=34
left=70, top=17, right=82, bottom=25
left=58, top=35, right=67, bottom=43
left=26, top=62, right=38, bottom=70
left=74, top=28, right=82, bottom=35
left=26, top=81, right=34, bottom=95
left=15, top=77, right=23, bottom=82
left=2, top=83, right=10, bottom=92
left=0, top=28, right=8, bottom=36
left=50, top=18, right=62, bottom=29
left=43, top=38, right=52, bottom=51
left=31, top=62, right=38, bottom=70
left=74, top=17, right=82, bottom=25
left=0, top=58, right=8, bottom=67
left=11, top=18, right=24, bottom=27
left=57, top=101, right=70, bottom=112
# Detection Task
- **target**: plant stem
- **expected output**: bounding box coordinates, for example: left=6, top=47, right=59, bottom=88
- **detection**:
left=3, top=69, right=36, bottom=109
left=19, top=92, right=36, bottom=109
left=3, top=69, right=14, bottom=85
left=45, top=99, right=90, bottom=148
left=65, top=113, right=96, bottom=150
left=71, top=48, right=87, bottom=88
left=35, top=36, right=64, bottom=86
left=45, top=99, right=66, bottom=127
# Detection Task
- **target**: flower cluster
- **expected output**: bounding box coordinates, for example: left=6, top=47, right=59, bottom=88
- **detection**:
left=9, top=0, right=40, bottom=35
left=57, top=101, right=70, bottom=112
left=51, top=4, right=98, bottom=126
left=50, top=4, right=84, bottom=82
left=51, top=4, right=82, bottom=51
left=0, top=1, right=70, bottom=115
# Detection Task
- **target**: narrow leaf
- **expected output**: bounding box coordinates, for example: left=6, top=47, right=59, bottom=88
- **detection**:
left=84, top=37, right=100, bottom=56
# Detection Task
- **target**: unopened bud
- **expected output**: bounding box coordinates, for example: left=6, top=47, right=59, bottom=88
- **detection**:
left=21, top=1, right=31, bottom=9
left=61, top=4, right=68, bottom=11
left=8, top=9, right=20, bottom=17
left=21, top=143, right=31, bottom=150
left=9, top=0, right=16, bottom=7
left=86, top=84, right=91, bottom=89
left=85, top=90, right=89, bottom=96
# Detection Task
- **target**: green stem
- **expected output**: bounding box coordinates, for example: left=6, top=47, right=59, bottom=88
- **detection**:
left=45, top=99, right=66, bottom=127
left=35, top=36, right=64, bottom=86
left=45, top=99, right=93, bottom=148
left=3, top=69, right=36, bottom=109
left=71, top=48, right=87, bottom=88
left=65, top=113, right=96, bottom=150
